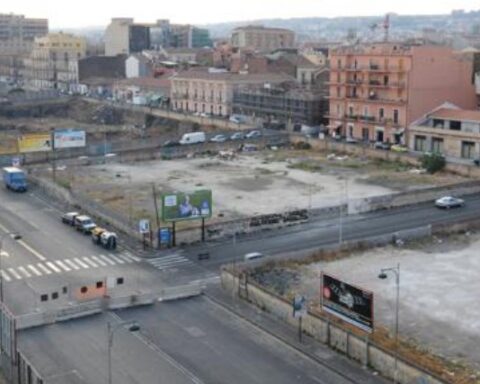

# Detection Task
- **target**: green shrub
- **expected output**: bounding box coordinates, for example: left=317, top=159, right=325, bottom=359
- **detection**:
left=420, top=153, right=446, bottom=174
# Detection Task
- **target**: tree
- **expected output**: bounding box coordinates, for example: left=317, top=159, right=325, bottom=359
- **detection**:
left=420, top=153, right=446, bottom=174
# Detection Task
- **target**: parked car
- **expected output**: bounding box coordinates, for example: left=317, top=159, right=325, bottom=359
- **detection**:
left=391, top=144, right=408, bottom=153
left=230, top=132, right=245, bottom=140
left=179, top=132, right=206, bottom=145
left=62, top=212, right=79, bottom=226
left=435, top=196, right=465, bottom=209
left=374, top=141, right=391, bottom=150
left=162, top=140, right=180, bottom=148
left=210, top=134, right=227, bottom=143
left=246, top=130, right=262, bottom=139
left=242, top=144, right=258, bottom=152
left=74, top=215, right=97, bottom=234
left=244, top=252, right=264, bottom=261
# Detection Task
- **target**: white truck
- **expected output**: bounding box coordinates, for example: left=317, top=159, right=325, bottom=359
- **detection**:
left=179, top=132, right=206, bottom=145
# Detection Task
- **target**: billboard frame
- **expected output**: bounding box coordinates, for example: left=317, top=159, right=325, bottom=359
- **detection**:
left=53, top=129, right=86, bottom=149
left=161, top=190, right=212, bottom=223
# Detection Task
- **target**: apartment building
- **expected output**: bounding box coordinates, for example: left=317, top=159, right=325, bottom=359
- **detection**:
left=0, top=13, right=48, bottom=79
left=23, top=32, right=87, bottom=90
left=105, top=18, right=151, bottom=56
left=171, top=70, right=291, bottom=116
left=409, top=103, right=480, bottom=160
left=169, top=25, right=212, bottom=49
left=327, top=43, right=477, bottom=145
left=231, top=26, right=295, bottom=52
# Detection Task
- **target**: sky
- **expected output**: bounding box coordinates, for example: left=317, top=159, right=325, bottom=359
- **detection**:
left=3, top=0, right=480, bottom=28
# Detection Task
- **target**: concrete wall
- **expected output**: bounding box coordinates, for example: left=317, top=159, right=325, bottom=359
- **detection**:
left=221, top=270, right=445, bottom=384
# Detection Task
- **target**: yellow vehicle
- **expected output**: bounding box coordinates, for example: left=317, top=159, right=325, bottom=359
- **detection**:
left=91, top=227, right=117, bottom=250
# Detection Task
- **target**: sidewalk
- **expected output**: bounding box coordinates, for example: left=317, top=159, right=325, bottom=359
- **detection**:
left=206, top=284, right=388, bottom=384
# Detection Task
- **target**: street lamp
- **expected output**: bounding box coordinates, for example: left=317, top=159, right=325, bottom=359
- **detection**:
left=107, top=320, right=140, bottom=384
left=378, top=263, right=400, bottom=384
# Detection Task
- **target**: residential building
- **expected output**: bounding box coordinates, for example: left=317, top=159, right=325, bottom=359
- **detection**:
left=170, top=25, right=212, bottom=48
left=170, top=70, right=291, bottom=116
left=126, top=54, right=153, bottom=78
left=23, top=32, right=87, bottom=90
left=231, top=26, right=295, bottom=52
left=327, top=43, right=477, bottom=144
left=0, top=13, right=48, bottom=80
left=113, top=77, right=171, bottom=105
left=105, top=18, right=151, bottom=56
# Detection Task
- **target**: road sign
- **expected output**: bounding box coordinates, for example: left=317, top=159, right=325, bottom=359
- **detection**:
left=139, top=220, right=150, bottom=234
left=292, top=295, right=307, bottom=318
left=158, top=228, right=171, bottom=245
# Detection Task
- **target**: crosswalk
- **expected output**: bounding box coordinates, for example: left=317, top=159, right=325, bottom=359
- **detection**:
left=146, top=253, right=193, bottom=271
left=0, top=250, right=141, bottom=283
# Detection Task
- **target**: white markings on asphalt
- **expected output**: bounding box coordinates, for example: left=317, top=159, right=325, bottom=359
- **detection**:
left=0, top=270, right=11, bottom=282
left=18, top=266, right=31, bottom=278
left=55, top=260, right=71, bottom=272
left=17, top=240, right=47, bottom=261
left=46, top=261, right=61, bottom=273
left=91, top=255, right=107, bottom=267
left=64, top=259, right=80, bottom=270
left=83, top=257, right=98, bottom=268
left=0, top=251, right=9, bottom=258
left=99, top=254, right=115, bottom=266
left=8, top=268, right=22, bottom=280
left=107, top=254, right=124, bottom=264
left=146, top=253, right=192, bottom=271
left=116, top=253, right=134, bottom=263
left=74, top=258, right=89, bottom=269
left=37, top=263, right=52, bottom=275
left=27, top=265, right=42, bottom=276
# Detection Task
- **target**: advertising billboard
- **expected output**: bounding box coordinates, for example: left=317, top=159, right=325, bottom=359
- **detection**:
left=18, top=134, right=52, bottom=153
left=321, top=273, right=374, bottom=333
left=53, top=130, right=86, bottom=149
left=161, top=190, right=212, bottom=222
left=0, top=137, right=18, bottom=155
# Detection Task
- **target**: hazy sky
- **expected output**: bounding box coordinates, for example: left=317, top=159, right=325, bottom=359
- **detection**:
left=4, top=0, right=480, bottom=28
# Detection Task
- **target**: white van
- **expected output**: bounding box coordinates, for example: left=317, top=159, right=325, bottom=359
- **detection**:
left=179, top=132, right=206, bottom=145
left=244, top=252, right=264, bottom=261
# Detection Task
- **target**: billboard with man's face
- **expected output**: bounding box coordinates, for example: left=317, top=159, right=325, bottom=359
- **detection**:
left=161, top=190, right=212, bottom=222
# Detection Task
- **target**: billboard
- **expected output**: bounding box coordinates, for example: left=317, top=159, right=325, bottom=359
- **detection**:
left=161, top=190, right=212, bottom=222
left=53, top=129, right=86, bottom=149
left=321, top=273, right=374, bottom=333
left=18, top=134, right=52, bottom=153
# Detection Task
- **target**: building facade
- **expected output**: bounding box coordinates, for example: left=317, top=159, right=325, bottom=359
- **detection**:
left=170, top=25, right=212, bottom=49
left=23, top=32, right=87, bottom=90
left=171, top=71, right=291, bottom=116
left=327, top=43, right=477, bottom=145
left=409, top=104, right=480, bottom=160
left=105, top=18, right=151, bottom=56
left=231, top=26, right=295, bottom=52
left=0, top=13, right=48, bottom=80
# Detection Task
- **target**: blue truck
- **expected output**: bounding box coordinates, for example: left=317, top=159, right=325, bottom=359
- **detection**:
left=3, top=167, right=27, bottom=192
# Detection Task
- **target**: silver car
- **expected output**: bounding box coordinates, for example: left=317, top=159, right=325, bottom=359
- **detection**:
left=435, top=196, right=465, bottom=209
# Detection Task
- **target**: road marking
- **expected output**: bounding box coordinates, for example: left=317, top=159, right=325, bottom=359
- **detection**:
left=74, top=258, right=89, bottom=269
left=99, top=254, right=116, bottom=266
left=0, top=270, right=11, bottom=282
left=46, top=261, right=61, bottom=273
left=117, top=253, right=134, bottom=263
left=55, top=260, right=71, bottom=272
left=91, top=255, right=107, bottom=267
left=0, top=251, right=9, bottom=258
left=123, top=252, right=141, bottom=262
left=8, top=268, right=21, bottom=280
left=27, top=265, right=42, bottom=276
left=107, top=254, right=124, bottom=264
left=17, top=240, right=47, bottom=261
left=83, top=257, right=98, bottom=268
left=18, top=267, right=31, bottom=278
left=37, top=263, right=52, bottom=275
left=64, top=259, right=80, bottom=270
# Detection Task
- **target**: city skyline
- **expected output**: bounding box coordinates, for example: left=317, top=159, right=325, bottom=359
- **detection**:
left=3, top=0, right=480, bottom=28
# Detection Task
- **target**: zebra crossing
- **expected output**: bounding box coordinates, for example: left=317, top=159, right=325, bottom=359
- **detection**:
left=0, top=250, right=141, bottom=283
left=146, top=252, right=194, bottom=271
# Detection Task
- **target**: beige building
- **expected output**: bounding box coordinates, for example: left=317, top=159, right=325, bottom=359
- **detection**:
left=23, top=32, right=87, bottom=90
left=0, top=13, right=48, bottom=79
left=171, top=70, right=291, bottom=116
left=409, top=103, right=480, bottom=161
left=231, top=26, right=295, bottom=52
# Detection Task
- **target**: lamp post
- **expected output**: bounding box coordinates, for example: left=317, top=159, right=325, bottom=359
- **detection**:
left=107, top=320, right=140, bottom=384
left=378, top=263, right=400, bottom=384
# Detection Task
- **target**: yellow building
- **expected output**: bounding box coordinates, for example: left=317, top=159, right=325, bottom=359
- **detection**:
left=23, top=32, right=87, bottom=90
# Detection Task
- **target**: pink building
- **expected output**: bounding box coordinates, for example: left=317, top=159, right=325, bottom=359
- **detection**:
left=327, top=43, right=477, bottom=145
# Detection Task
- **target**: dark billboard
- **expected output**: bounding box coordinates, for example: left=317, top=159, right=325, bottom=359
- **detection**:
left=321, top=273, right=374, bottom=333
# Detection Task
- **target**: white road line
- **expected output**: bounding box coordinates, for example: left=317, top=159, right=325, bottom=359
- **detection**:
left=99, top=254, right=116, bottom=266
left=74, top=258, right=89, bottom=269
left=8, top=268, right=22, bottom=280
left=0, top=251, right=9, bottom=258
left=18, top=266, right=31, bottom=278
left=27, top=265, right=42, bottom=276
left=55, top=260, right=71, bottom=272
left=1, top=270, right=11, bottom=282
left=17, top=240, right=46, bottom=261
left=64, top=259, right=80, bottom=270
left=155, top=254, right=184, bottom=261
left=83, top=257, right=98, bottom=268
left=37, top=263, right=52, bottom=275
left=123, top=252, right=141, bottom=262
left=107, top=254, right=124, bottom=264
left=91, top=256, right=107, bottom=267
left=117, top=254, right=134, bottom=263
left=150, top=258, right=189, bottom=267
left=46, top=262, right=61, bottom=273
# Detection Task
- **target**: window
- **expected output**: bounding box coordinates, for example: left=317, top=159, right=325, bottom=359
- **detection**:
left=62, top=286, right=68, bottom=294
left=336, top=87, right=340, bottom=97
left=52, top=292, right=59, bottom=300
left=81, top=286, right=88, bottom=294
left=461, top=141, right=475, bottom=159
left=379, top=108, right=384, bottom=120
left=348, top=106, right=354, bottom=116
left=431, top=138, right=444, bottom=154
left=337, top=59, right=342, bottom=69
left=450, top=120, right=461, bottom=131
left=117, top=277, right=124, bottom=285
left=433, top=119, right=444, bottom=128
left=393, top=109, right=399, bottom=124
left=414, top=135, right=427, bottom=152
left=96, top=281, right=103, bottom=289
left=362, top=128, right=369, bottom=141
left=41, top=294, right=48, bottom=302
left=383, top=75, right=389, bottom=86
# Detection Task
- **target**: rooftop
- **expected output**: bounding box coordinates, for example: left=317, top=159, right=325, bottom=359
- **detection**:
left=233, top=25, right=294, bottom=34
left=172, top=70, right=294, bottom=83
left=428, top=108, right=480, bottom=122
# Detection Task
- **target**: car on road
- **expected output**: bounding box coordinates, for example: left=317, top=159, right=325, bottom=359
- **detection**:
left=74, top=215, right=97, bottom=234
left=62, top=212, right=79, bottom=226
left=246, top=130, right=262, bottom=139
left=244, top=252, right=264, bottom=261
left=374, top=141, right=391, bottom=150
left=230, top=132, right=245, bottom=141
left=435, top=196, right=465, bottom=209
left=210, top=134, right=227, bottom=143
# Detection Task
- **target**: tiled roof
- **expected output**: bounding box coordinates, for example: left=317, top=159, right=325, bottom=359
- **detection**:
left=429, top=108, right=480, bottom=122
left=172, top=70, right=293, bottom=83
